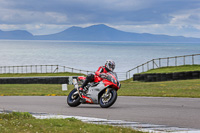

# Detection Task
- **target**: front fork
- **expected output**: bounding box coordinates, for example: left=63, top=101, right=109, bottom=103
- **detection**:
left=73, top=79, right=83, bottom=98
left=103, top=88, right=111, bottom=99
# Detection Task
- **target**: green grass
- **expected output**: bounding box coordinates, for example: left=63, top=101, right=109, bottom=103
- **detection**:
left=0, top=72, right=85, bottom=77
left=0, top=66, right=200, bottom=97
left=1, top=78, right=200, bottom=97
left=119, top=78, right=200, bottom=97
left=0, top=112, right=142, bottom=133
left=141, top=65, right=200, bottom=74
left=0, top=84, right=74, bottom=96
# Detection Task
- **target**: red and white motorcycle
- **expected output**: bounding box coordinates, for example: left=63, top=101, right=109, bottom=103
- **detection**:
left=67, top=71, right=121, bottom=108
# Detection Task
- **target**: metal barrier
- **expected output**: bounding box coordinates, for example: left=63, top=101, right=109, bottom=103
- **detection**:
left=2, top=53, right=199, bottom=81
left=0, top=65, right=127, bottom=81
left=0, top=65, right=93, bottom=75
left=126, top=54, right=200, bottom=79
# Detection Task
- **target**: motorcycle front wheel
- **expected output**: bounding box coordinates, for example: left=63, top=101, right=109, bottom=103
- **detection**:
left=99, top=89, right=117, bottom=108
left=67, top=89, right=81, bottom=107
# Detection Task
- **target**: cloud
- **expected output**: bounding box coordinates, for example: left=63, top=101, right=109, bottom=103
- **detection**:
left=0, top=8, right=68, bottom=24
left=0, top=0, right=200, bottom=37
left=0, top=0, right=174, bottom=24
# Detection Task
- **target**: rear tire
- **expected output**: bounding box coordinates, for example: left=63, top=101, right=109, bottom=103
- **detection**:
left=99, top=89, right=117, bottom=108
left=67, top=89, right=81, bottom=107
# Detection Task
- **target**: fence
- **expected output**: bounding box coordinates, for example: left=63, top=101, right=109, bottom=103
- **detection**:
left=1, top=54, right=199, bottom=81
left=0, top=65, right=127, bottom=81
left=126, top=54, right=200, bottom=79
left=0, top=65, right=93, bottom=75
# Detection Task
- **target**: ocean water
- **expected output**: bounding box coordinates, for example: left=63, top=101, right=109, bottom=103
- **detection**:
left=0, top=40, right=200, bottom=73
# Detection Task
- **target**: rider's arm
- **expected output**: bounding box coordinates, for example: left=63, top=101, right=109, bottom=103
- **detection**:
left=95, top=66, right=104, bottom=76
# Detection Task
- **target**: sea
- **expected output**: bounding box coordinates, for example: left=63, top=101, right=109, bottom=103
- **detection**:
left=0, top=40, right=200, bottom=73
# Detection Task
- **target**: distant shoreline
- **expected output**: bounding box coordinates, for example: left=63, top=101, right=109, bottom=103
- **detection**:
left=0, top=39, right=200, bottom=43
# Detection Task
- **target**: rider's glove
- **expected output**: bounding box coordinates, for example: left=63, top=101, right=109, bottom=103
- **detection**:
left=99, top=73, right=108, bottom=79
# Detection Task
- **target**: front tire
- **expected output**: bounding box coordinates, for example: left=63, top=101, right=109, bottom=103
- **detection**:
left=67, top=89, right=81, bottom=107
left=100, top=89, right=117, bottom=108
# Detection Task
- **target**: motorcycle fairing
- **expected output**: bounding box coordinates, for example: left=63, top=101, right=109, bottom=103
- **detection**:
left=82, top=95, right=94, bottom=104
left=77, top=71, right=120, bottom=104
left=85, top=81, right=108, bottom=104
left=103, top=73, right=120, bottom=89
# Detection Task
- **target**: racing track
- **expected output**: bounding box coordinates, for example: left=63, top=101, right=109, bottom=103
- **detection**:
left=0, top=96, right=200, bottom=129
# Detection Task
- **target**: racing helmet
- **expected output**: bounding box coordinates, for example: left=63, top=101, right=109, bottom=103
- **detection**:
left=105, top=60, right=115, bottom=71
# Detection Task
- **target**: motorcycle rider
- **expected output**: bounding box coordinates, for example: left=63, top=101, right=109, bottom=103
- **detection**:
left=79, top=60, right=115, bottom=92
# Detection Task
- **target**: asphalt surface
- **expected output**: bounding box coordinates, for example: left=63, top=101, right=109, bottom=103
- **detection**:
left=0, top=96, right=200, bottom=129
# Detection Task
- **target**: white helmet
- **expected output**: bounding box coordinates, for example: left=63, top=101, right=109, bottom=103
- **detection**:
left=105, top=60, right=115, bottom=71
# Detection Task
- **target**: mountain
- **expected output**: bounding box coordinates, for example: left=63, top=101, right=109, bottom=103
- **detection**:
left=35, top=24, right=200, bottom=42
left=0, top=24, right=200, bottom=42
left=0, top=30, right=34, bottom=40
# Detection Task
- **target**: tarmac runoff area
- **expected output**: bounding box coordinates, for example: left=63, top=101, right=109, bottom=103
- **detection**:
left=1, top=96, right=200, bottom=132
left=0, top=110, right=200, bottom=133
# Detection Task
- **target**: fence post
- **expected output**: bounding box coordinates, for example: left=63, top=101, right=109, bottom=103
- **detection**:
left=175, top=57, right=177, bottom=66
left=142, top=64, right=144, bottom=72
left=167, top=57, right=169, bottom=67
left=159, top=58, right=161, bottom=67
left=36, top=65, right=37, bottom=73
left=152, top=59, right=154, bottom=69
left=40, top=65, right=42, bottom=73
left=46, top=65, right=48, bottom=73
left=183, top=56, right=185, bottom=65
left=137, top=67, right=139, bottom=73
left=192, top=55, right=194, bottom=65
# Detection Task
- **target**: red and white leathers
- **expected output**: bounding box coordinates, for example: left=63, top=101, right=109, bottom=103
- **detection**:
left=94, top=66, right=110, bottom=82
left=95, top=66, right=107, bottom=76
left=79, top=66, right=110, bottom=90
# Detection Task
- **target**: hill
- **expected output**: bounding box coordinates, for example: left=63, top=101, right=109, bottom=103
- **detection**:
left=1, top=24, right=200, bottom=42
left=0, top=30, right=34, bottom=40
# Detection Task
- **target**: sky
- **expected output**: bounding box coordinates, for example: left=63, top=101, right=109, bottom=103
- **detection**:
left=0, top=0, right=200, bottom=38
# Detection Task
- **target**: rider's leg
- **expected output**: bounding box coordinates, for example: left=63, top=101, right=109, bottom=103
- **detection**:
left=79, top=74, right=94, bottom=92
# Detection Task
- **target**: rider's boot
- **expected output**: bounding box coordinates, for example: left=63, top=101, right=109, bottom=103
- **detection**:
left=79, top=78, right=90, bottom=92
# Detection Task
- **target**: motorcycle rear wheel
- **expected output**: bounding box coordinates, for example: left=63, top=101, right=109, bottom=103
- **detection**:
left=67, top=89, right=81, bottom=107
left=99, top=89, right=117, bottom=108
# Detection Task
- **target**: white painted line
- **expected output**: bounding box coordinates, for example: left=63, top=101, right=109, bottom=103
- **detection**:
left=31, top=114, right=200, bottom=133
left=1, top=109, right=200, bottom=133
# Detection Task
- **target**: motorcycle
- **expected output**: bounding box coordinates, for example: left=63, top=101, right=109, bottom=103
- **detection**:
left=67, top=71, right=121, bottom=108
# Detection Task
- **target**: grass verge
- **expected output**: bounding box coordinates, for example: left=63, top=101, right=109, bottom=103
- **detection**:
left=0, top=78, right=200, bottom=97
left=0, top=112, right=142, bottom=133
left=140, top=65, right=200, bottom=74
left=119, top=78, right=200, bottom=97
left=0, top=84, right=74, bottom=96
left=0, top=67, right=200, bottom=97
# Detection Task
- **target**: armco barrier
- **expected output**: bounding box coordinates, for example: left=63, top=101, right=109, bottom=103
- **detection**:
left=133, top=71, right=200, bottom=82
left=0, top=76, right=78, bottom=84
